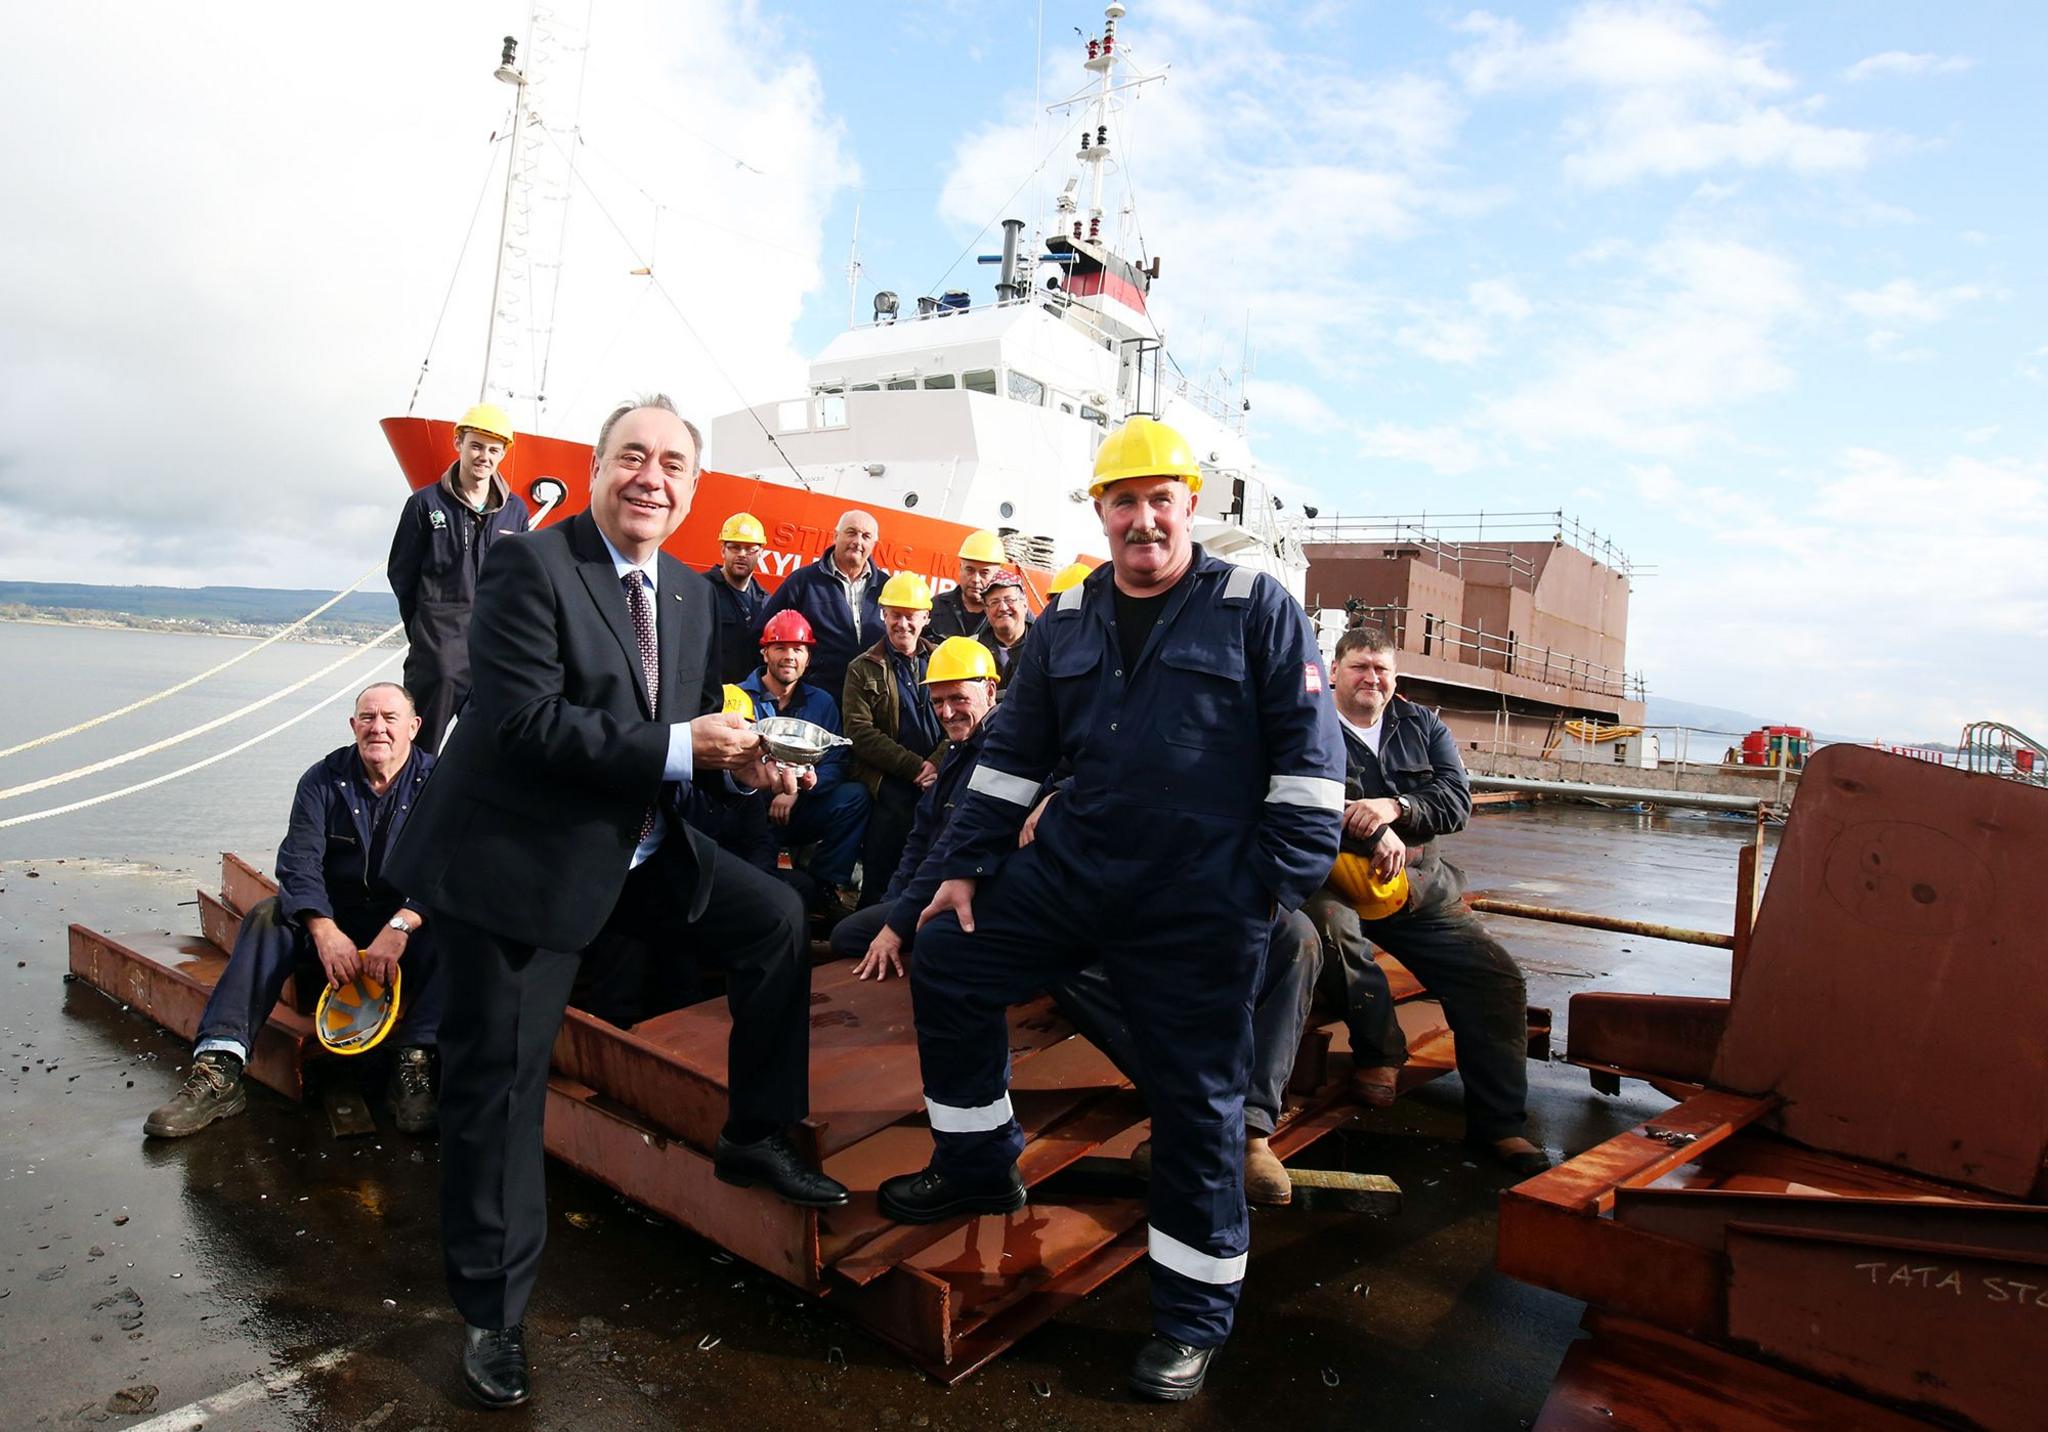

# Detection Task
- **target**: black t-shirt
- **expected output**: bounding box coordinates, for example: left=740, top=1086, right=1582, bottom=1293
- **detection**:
left=1112, top=579, right=1179, bottom=672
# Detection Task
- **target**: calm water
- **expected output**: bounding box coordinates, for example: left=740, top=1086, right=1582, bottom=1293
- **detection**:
left=0, top=621, right=405, bottom=871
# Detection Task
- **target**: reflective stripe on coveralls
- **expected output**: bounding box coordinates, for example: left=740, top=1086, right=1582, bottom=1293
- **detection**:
left=924, top=1090, right=1016, bottom=1133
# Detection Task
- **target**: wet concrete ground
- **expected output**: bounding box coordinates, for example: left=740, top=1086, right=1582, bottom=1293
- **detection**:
left=2, top=807, right=1768, bottom=1430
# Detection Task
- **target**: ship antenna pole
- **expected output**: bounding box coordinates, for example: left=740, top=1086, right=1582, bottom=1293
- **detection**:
left=846, top=198, right=862, bottom=328
left=481, top=35, right=530, bottom=404
left=1083, top=4, right=1124, bottom=244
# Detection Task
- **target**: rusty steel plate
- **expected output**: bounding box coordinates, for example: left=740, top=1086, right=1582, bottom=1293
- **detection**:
left=1711, top=745, right=2048, bottom=1196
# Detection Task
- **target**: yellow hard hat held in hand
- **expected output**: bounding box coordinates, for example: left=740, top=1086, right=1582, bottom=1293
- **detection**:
left=1089, top=415, right=1202, bottom=498
left=1048, top=560, right=1093, bottom=594
left=879, top=571, right=934, bottom=610
left=1326, top=851, right=1412, bottom=923
left=316, top=965, right=403, bottom=1055
left=721, top=684, right=757, bottom=719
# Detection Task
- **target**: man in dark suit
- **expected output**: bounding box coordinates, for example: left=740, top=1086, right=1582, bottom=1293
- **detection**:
left=386, top=395, right=847, bottom=1412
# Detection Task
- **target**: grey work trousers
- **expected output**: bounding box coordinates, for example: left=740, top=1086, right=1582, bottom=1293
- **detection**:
left=1304, top=854, right=1531, bottom=1142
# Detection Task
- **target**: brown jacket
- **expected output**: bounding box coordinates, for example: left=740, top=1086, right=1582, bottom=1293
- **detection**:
left=843, top=636, right=943, bottom=797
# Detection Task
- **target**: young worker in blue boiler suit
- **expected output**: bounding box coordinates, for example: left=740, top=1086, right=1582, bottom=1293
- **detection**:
left=877, top=417, right=1345, bottom=1403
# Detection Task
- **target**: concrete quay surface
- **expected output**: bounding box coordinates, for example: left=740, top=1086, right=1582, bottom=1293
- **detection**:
left=2, top=807, right=1763, bottom=1430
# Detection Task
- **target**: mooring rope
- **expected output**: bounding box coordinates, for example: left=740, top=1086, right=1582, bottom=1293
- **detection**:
left=0, top=557, right=390, bottom=761
left=0, top=624, right=407, bottom=804
left=0, top=644, right=405, bottom=831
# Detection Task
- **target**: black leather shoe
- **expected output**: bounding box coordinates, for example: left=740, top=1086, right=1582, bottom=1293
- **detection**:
left=1129, top=1334, right=1216, bottom=1401
left=876, top=1163, right=1027, bottom=1224
left=462, top=1323, right=530, bottom=1410
left=714, top=1130, right=850, bottom=1208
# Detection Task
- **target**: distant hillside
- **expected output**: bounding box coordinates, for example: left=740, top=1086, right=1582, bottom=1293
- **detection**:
left=0, top=581, right=398, bottom=640
left=1642, top=696, right=1769, bottom=734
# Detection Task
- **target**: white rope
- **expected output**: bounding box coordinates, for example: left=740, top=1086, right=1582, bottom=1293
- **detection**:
left=0, top=624, right=405, bottom=803
left=0, top=556, right=390, bottom=760
left=0, top=644, right=405, bottom=831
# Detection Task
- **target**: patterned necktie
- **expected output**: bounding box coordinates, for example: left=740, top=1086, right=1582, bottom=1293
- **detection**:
left=624, top=572, right=660, bottom=841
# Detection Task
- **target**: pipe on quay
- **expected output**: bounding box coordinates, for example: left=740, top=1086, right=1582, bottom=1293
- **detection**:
left=1465, top=898, right=1735, bottom=950
left=1468, top=774, right=1775, bottom=814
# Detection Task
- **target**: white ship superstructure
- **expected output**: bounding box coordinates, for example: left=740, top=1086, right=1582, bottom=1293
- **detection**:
left=709, top=3, right=1306, bottom=592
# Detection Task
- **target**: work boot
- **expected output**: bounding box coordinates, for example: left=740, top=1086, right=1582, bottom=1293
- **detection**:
left=1243, top=1136, right=1291, bottom=1207
left=1128, top=1334, right=1216, bottom=1401
left=1128, top=1138, right=1152, bottom=1178
left=1473, top=1134, right=1552, bottom=1178
left=1351, top=1065, right=1400, bottom=1109
left=386, top=1045, right=438, bottom=1135
left=143, top=1050, right=248, bottom=1138
left=877, top=1163, right=1026, bottom=1223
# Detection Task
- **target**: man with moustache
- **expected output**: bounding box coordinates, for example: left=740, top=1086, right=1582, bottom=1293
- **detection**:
left=843, top=571, right=944, bottom=907
left=386, top=395, right=846, bottom=1412
left=878, top=416, right=1344, bottom=1402
left=387, top=403, right=532, bottom=750
left=143, top=682, right=443, bottom=1139
left=758, top=508, right=887, bottom=700
left=703, top=511, right=772, bottom=684
left=1302, top=625, right=1548, bottom=1176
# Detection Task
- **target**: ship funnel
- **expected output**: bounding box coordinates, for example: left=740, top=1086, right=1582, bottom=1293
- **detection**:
left=997, top=218, right=1026, bottom=303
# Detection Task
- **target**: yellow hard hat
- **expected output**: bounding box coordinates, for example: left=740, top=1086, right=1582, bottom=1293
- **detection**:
left=925, top=636, right=1001, bottom=684
left=721, top=683, right=756, bottom=719
left=1048, top=560, right=1093, bottom=595
left=719, top=512, right=767, bottom=545
left=957, top=529, right=1008, bottom=564
left=878, top=571, right=934, bottom=611
left=315, top=966, right=403, bottom=1056
left=1325, top=853, right=1411, bottom=922
left=1089, top=415, right=1202, bottom=498
left=454, top=403, right=516, bottom=448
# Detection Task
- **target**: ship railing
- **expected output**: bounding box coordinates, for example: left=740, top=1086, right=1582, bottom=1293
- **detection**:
left=1313, top=601, right=1646, bottom=703
left=1302, top=510, right=1643, bottom=581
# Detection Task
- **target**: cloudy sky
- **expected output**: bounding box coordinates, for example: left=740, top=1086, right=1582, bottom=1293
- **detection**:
left=2, top=1, right=2043, bottom=741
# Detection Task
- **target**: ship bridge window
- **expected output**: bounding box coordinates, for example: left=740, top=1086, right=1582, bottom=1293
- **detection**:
left=1058, top=400, right=1076, bottom=416
left=1008, top=371, right=1046, bottom=405
left=963, top=368, right=997, bottom=395
left=815, top=387, right=847, bottom=428
left=886, top=378, right=917, bottom=392
left=923, top=373, right=956, bottom=390
left=776, top=399, right=809, bottom=434
left=851, top=382, right=881, bottom=392
left=1080, top=405, right=1107, bottom=429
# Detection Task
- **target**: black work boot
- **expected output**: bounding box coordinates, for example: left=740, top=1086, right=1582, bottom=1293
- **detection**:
left=144, top=1050, right=248, bottom=1138
left=1129, top=1334, right=1217, bottom=1401
left=876, top=1162, right=1026, bottom=1223
left=387, top=1045, right=438, bottom=1135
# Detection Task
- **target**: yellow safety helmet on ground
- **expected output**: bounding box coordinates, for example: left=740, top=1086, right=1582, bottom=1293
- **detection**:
left=957, top=529, right=1008, bottom=564
left=1048, top=560, right=1094, bottom=594
left=1325, top=852, right=1412, bottom=922
left=924, top=636, right=1001, bottom=684
left=721, top=683, right=756, bottom=719
left=315, top=967, right=403, bottom=1056
left=1089, top=415, right=1202, bottom=497
left=719, top=512, right=767, bottom=545
left=454, top=403, right=517, bottom=448
left=878, top=571, right=934, bottom=610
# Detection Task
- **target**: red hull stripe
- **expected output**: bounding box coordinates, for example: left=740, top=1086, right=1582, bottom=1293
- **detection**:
left=1065, top=268, right=1148, bottom=315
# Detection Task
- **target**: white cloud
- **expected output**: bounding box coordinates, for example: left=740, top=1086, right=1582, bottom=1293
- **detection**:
left=1453, top=2, right=1875, bottom=187
left=1356, top=422, right=1485, bottom=475
left=1484, top=234, right=1808, bottom=453
left=1843, top=278, right=1987, bottom=325
left=1845, top=52, right=1975, bottom=83
left=0, top=2, right=856, bottom=587
left=1246, top=379, right=1343, bottom=435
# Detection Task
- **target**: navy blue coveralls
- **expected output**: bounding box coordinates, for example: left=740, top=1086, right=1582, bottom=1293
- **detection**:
left=387, top=467, right=531, bottom=750
left=701, top=564, right=769, bottom=685
left=911, top=547, right=1344, bottom=1347
left=757, top=548, right=890, bottom=702
left=736, top=670, right=870, bottom=889
left=194, top=744, right=444, bottom=1059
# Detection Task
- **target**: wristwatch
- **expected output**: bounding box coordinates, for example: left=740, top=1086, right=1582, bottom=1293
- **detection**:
left=386, top=912, right=419, bottom=936
left=1395, top=796, right=1412, bottom=816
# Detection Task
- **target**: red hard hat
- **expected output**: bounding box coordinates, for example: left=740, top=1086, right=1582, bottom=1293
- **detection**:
left=760, top=609, right=816, bottom=646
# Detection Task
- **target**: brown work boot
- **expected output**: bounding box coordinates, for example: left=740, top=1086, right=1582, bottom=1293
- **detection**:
left=1476, top=1135, right=1552, bottom=1178
left=386, top=1046, right=438, bottom=1135
left=1243, top=1136, right=1292, bottom=1206
left=1351, top=1065, right=1400, bottom=1109
left=1128, top=1138, right=1152, bottom=1179
left=143, top=1050, right=248, bottom=1138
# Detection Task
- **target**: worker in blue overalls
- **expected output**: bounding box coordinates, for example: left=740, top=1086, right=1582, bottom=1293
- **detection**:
left=877, top=416, right=1344, bottom=1402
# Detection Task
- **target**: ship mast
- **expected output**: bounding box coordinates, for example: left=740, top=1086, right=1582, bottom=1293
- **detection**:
left=1078, top=3, right=1123, bottom=245
left=480, top=35, right=531, bottom=404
